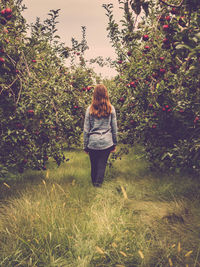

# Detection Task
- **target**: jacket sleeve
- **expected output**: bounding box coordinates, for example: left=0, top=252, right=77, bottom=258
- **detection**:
left=83, top=107, right=90, bottom=149
left=111, top=106, right=118, bottom=146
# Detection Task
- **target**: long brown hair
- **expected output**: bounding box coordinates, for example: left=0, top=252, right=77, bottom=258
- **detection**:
left=90, top=84, right=112, bottom=118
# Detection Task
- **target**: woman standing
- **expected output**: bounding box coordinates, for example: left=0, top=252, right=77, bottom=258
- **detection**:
left=83, top=84, right=118, bottom=187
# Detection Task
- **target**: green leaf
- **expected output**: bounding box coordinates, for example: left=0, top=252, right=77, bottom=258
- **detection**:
left=195, top=32, right=200, bottom=39
left=161, top=152, right=173, bottom=160
left=175, top=44, right=192, bottom=51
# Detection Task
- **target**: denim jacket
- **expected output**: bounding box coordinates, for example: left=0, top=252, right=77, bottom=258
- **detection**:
left=83, top=105, right=118, bottom=150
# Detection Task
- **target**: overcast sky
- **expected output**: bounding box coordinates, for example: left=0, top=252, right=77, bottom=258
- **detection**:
left=22, top=0, right=123, bottom=78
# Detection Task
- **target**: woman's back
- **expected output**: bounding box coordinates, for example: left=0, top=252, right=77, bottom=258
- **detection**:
left=84, top=105, right=117, bottom=150
left=83, top=84, right=118, bottom=187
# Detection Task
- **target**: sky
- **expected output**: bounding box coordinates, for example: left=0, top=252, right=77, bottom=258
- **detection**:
left=22, top=0, right=124, bottom=78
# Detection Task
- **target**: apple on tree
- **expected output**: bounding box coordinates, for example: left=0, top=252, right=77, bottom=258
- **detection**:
left=165, top=16, right=171, bottom=22
left=119, top=97, right=125, bottom=103
left=142, top=34, right=149, bottom=41
left=163, top=24, right=170, bottom=31
left=159, top=68, right=166, bottom=74
left=0, top=57, right=5, bottom=63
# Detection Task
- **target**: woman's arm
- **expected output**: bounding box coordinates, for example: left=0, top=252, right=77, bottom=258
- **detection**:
left=83, top=107, right=91, bottom=151
left=111, top=106, right=118, bottom=146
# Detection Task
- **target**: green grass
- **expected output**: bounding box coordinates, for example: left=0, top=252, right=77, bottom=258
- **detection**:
left=0, top=147, right=200, bottom=267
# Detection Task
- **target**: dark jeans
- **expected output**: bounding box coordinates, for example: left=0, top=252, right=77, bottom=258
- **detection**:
left=88, top=146, right=114, bottom=187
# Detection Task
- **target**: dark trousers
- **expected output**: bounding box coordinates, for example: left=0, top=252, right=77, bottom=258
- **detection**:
left=88, top=146, right=113, bottom=187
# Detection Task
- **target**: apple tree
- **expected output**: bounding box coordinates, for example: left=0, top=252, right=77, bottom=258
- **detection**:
left=103, top=0, right=200, bottom=173
left=0, top=0, right=95, bottom=178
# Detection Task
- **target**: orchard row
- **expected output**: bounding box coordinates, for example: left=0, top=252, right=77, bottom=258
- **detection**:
left=105, top=0, right=200, bottom=173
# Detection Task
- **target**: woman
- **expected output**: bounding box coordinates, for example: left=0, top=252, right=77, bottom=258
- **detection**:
left=83, top=84, right=118, bottom=187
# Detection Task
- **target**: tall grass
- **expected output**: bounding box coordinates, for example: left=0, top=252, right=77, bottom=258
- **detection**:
left=0, top=147, right=199, bottom=266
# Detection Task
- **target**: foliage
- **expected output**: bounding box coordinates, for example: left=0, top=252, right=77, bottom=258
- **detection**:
left=103, top=0, right=200, bottom=173
left=0, top=1, right=96, bottom=178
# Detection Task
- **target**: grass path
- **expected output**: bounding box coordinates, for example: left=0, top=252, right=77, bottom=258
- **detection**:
left=0, top=147, right=200, bottom=267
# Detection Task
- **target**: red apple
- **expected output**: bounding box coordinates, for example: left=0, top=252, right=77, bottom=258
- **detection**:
left=159, top=57, right=165, bottom=61
left=27, top=110, right=34, bottom=117
left=119, top=97, right=125, bottom=103
left=143, top=35, right=149, bottom=41
left=87, top=86, right=93, bottom=91
left=144, top=45, right=150, bottom=53
left=0, top=57, right=5, bottom=63
left=163, top=24, right=170, bottom=31
left=32, top=59, right=36, bottom=63
left=159, top=68, right=166, bottom=74
left=1, top=9, right=6, bottom=15
left=165, top=16, right=171, bottom=21
left=163, top=38, right=170, bottom=44
left=130, top=81, right=136, bottom=88
left=5, top=8, right=12, bottom=15
left=171, top=7, right=179, bottom=15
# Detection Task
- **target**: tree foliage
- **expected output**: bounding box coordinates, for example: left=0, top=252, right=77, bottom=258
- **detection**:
left=104, top=0, right=200, bottom=173
left=0, top=1, right=96, bottom=179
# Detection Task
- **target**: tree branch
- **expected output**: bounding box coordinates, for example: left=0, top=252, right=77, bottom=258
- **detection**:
left=21, top=51, right=31, bottom=77
left=16, top=76, right=23, bottom=104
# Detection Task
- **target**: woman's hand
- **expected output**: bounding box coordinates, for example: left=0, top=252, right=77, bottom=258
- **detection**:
left=110, top=146, right=116, bottom=153
left=84, top=148, right=89, bottom=154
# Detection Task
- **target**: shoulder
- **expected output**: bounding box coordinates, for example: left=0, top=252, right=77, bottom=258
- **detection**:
left=111, top=104, right=116, bottom=113
left=84, top=106, right=91, bottom=118
left=86, top=105, right=91, bottom=113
